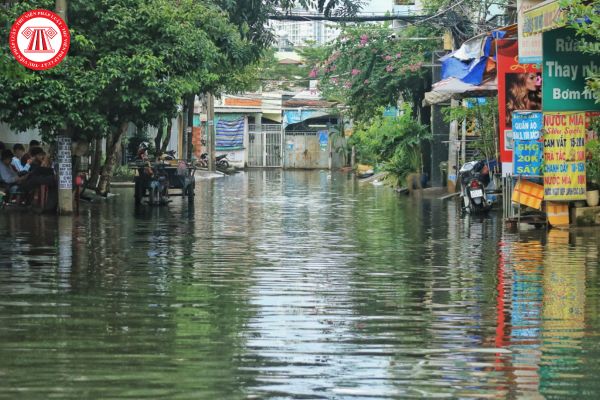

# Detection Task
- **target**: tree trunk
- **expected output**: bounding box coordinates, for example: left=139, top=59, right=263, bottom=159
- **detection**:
left=88, top=136, right=103, bottom=190
left=160, top=118, right=173, bottom=154
left=97, top=122, right=128, bottom=196
left=186, top=94, right=195, bottom=160
left=154, top=119, right=164, bottom=157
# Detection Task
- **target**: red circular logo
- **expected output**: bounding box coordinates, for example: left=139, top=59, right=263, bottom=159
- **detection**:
left=9, top=9, right=70, bottom=71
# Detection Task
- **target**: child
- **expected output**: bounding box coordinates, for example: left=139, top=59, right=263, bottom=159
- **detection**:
left=11, top=143, right=31, bottom=173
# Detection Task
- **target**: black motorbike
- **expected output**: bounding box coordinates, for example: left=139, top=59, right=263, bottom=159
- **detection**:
left=458, top=160, right=493, bottom=214
left=200, top=153, right=230, bottom=169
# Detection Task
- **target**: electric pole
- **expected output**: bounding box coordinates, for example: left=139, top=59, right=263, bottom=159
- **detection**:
left=56, top=0, right=73, bottom=215
left=207, top=93, right=216, bottom=172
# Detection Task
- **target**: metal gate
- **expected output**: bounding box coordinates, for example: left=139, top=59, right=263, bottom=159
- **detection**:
left=283, top=131, right=329, bottom=169
left=248, top=124, right=282, bottom=167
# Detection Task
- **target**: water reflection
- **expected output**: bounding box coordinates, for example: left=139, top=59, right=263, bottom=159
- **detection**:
left=0, top=171, right=600, bottom=398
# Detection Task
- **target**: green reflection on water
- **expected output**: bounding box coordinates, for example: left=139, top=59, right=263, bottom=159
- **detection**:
left=0, top=171, right=599, bottom=399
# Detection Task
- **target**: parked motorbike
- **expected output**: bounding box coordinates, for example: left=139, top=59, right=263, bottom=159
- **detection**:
left=160, top=150, right=177, bottom=161
left=459, top=160, right=493, bottom=214
left=199, top=153, right=230, bottom=169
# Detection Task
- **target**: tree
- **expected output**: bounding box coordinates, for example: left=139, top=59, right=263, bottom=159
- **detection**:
left=564, top=0, right=600, bottom=99
left=313, top=24, right=439, bottom=122
left=421, top=0, right=512, bottom=44
left=0, top=0, right=259, bottom=194
left=1, top=0, right=364, bottom=195
left=349, top=104, right=431, bottom=186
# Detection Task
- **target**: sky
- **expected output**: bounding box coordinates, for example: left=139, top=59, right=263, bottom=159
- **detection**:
left=361, top=0, right=393, bottom=14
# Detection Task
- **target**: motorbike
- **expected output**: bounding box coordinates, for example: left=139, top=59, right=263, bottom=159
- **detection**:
left=459, top=160, right=493, bottom=214
left=199, top=153, right=230, bottom=169
left=160, top=150, right=177, bottom=161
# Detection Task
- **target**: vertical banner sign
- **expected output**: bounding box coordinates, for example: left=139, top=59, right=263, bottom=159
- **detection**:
left=318, top=131, right=328, bottom=151
left=497, top=39, right=542, bottom=176
left=57, top=136, right=72, bottom=190
left=542, top=28, right=600, bottom=112
left=513, top=111, right=543, bottom=176
left=543, top=112, right=586, bottom=201
left=518, top=0, right=543, bottom=64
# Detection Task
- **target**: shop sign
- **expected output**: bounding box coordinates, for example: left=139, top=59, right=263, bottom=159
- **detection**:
left=523, top=0, right=564, bottom=36
left=542, top=28, right=600, bottom=112
left=513, top=111, right=543, bottom=176
left=542, top=112, right=586, bottom=201
left=497, top=39, right=541, bottom=176
left=518, top=0, right=543, bottom=64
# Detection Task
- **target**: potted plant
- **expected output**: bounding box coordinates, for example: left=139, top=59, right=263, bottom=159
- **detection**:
left=586, top=138, right=600, bottom=207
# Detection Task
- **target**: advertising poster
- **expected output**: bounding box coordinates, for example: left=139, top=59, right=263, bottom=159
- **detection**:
left=542, top=28, right=600, bottom=112
left=57, top=136, right=72, bottom=190
left=513, top=111, right=543, bottom=176
left=542, top=112, right=587, bottom=201
left=497, top=39, right=542, bottom=176
left=517, top=0, right=543, bottom=64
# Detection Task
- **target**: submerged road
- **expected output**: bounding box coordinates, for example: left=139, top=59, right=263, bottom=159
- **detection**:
left=1, top=170, right=599, bottom=399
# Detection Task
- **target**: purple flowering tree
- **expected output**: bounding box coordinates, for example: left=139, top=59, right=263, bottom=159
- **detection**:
left=312, top=25, right=439, bottom=122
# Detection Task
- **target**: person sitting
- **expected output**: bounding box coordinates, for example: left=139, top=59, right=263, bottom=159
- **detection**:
left=20, top=139, right=41, bottom=166
left=11, top=144, right=31, bottom=174
left=0, top=149, right=27, bottom=198
left=22, top=147, right=58, bottom=211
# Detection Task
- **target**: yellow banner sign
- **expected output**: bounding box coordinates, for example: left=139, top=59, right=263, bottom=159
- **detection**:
left=523, top=0, right=565, bottom=36
left=543, top=112, right=587, bottom=201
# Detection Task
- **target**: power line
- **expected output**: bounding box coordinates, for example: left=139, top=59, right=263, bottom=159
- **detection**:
left=268, top=14, right=427, bottom=22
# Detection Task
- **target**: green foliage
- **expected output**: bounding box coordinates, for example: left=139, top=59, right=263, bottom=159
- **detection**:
left=586, top=135, right=600, bottom=189
left=564, top=0, right=600, bottom=100
left=254, top=49, right=309, bottom=91
left=126, top=129, right=155, bottom=160
left=421, top=0, right=510, bottom=44
left=313, top=24, right=440, bottom=122
left=350, top=104, right=431, bottom=184
left=0, top=0, right=273, bottom=142
left=443, top=98, right=499, bottom=161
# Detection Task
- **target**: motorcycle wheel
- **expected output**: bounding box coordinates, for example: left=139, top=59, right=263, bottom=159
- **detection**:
left=218, top=160, right=229, bottom=169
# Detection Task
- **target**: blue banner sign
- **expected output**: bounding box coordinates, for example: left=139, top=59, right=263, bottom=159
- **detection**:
left=318, top=131, right=328, bottom=151
left=512, top=111, right=543, bottom=140
left=514, top=139, right=543, bottom=176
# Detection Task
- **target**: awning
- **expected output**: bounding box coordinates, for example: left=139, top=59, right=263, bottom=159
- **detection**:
left=423, top=76, right=498, bottom=105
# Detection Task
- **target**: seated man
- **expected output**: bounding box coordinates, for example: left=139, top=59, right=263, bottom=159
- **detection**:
left=11, top=144, right=31, bottom=174
left=0, top=149, right=26, bottom=196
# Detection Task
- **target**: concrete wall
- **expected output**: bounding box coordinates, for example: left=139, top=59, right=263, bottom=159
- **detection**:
left=0, top=123, right=42, bottom=147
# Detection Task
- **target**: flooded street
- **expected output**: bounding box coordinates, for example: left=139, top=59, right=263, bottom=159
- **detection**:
left=1, top=170, right=600, bottom=399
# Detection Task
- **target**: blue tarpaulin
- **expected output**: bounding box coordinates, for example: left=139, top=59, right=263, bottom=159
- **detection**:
left=216, top=117, right=244, bottom=150
left=440, top=35, right=493, bottom=86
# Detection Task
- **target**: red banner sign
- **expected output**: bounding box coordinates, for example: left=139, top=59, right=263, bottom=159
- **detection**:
left=497, top=39, right=541, bottom=175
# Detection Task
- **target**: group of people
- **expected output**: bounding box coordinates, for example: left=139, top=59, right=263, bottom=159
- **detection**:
left=0, top=140, right=57, bottom=210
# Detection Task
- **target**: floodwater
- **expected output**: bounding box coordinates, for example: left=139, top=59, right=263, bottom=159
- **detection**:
left=1, top=170, right=600, bottom=399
